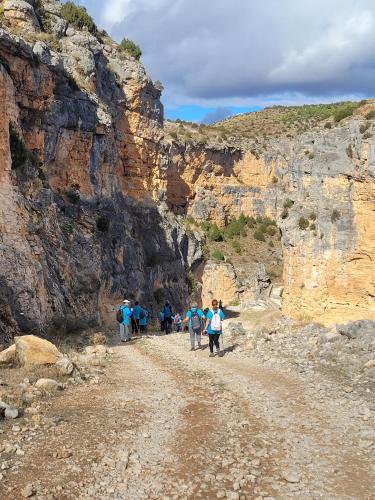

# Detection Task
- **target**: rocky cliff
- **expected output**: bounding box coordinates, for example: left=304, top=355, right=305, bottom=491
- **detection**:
left=0, top=0, right=201, bottom=342
left=163, top=109, right=375, bottom=326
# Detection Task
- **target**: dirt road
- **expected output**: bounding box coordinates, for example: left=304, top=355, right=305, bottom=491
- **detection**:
left=1, top=332, right=374, bottom=499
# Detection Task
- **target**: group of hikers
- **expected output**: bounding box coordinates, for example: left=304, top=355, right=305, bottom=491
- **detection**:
left=117, top=299, right=225, bottom=357
left=116, top=300, right=150, bottom=341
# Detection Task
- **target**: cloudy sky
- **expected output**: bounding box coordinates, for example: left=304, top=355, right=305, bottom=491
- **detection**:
left=75, top=0, right=375, bottom=122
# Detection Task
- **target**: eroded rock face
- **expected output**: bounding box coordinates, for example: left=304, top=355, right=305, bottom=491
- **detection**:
left=162, top=119, right=375, bottom=326
left=0, top=12, right=201, bottom=342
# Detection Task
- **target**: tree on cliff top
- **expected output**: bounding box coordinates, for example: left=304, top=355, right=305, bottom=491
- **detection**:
left=60, top=2, right=97, bottom=34
left=119, top=38, right=142, bottom=60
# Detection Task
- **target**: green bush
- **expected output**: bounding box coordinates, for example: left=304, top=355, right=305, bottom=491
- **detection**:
left=254, top=229, right=266, bottom=242
left=60, top=2, right=97, bottom=34
left=35, top=0, right=51, bottom=32
left=308, top=152, right=315, bottom=160
left=334, top=103, right=359, bottom=122
left=119, top=38, right=142, bottom=60
left=208, top=224, right=223, bottom=242
left=212, top=250, right=225, bottom=261
left=309, top=213, right=317, bottom=221
left=272, top=175, right=278, bottom=184
left=298, top=217, right=309, bottom=230
left=366, top=110, right=375, bottom=120
left=309, top=223, right=316, bottom=230
left=96, top=215, right=109, bottom=232
left=266, top=225, right=277, bottom=236
left=331, top=209, right=340, bottom=223
left=231, top=240, right=241, bottom=254
left=283, top=198, right=294, bottom=209
left=9, top=124, right=28, bottom=169
left=324, top=122, right=332, bottom=129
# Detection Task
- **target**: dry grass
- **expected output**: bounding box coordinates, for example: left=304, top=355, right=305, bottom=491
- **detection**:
left=89, top=332, right=108, bottom=345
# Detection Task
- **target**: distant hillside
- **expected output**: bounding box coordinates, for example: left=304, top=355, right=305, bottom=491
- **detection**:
left=165, top=99, right=375, bottom=147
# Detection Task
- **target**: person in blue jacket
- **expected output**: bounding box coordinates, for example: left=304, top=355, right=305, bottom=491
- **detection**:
left=119, top=299, right=132, bottom=342
left=139, top=307, right=149, bottom=333
left=204, top=299, right=225, bottom=357
left=162, top=301, right=173, bottom=334
left=183, top=302, right=205, bottom=350
left=132, top=301, right=142, bottom=334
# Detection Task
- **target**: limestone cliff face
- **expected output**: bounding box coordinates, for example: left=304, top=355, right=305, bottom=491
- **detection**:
left=162, top=119, right=375, bottom=326
left=0, top=3, right=201, bottom=342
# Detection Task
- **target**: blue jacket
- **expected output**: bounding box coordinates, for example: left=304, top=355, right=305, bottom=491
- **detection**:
left=120, top=306, right=132, bottom=326
left=133, top=305, right=142, bottom=320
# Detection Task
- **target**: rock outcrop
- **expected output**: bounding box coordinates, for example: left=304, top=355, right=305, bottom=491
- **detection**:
left=0, top=0, right=202, bottom=342
left=163, top=115, right=375, bottom=325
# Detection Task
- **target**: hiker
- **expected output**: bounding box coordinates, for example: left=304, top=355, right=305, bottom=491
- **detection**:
left=219, top=299, right=223, bottom=311
left=174, top=312, right=182, bottom=332
left=163, top=301, right=173, bottom=334
left=131, top=301, right=141, bottom=335
left=117, top=299, right=132, bottom=342
left=139, top=306, right=148, bottom=333
left=184, top=302, right=205, bottom=351
left=204, top=299, right=225, bottom=357
left=159, top=310, right=165, bottom=332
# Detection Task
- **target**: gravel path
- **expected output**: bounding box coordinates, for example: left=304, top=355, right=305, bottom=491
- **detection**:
left=1, top=330, right=374, bottom=499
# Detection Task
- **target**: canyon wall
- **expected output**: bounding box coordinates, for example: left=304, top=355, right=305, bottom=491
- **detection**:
left=0, top=3, right=201, bottom=342
left=163, top=120, right=375, bottom=325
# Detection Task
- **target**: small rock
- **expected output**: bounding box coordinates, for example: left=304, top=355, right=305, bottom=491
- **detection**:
left=142, top=432, right=151, bottom=439
left=282, top=470, right=300, bottom=483
left=55, top=356, right=74, bottom=375
left=343, top=386, right=353, bottom=393
left=21, top=484, right=35, bottom=497
left=364, top=359, right=375, bottom=369
left=35, top=379, right=60, bottom=392
left=5, top=407, right=19, bottom=419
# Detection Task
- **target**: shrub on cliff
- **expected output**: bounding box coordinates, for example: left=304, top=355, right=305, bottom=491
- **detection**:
left=231, top=240, right=242, bottom=254
left=283, top=198, right=294, bottom=209
left=298, top=217, right=309, bottom=230
left=60, top=2, right=97, bottom=34
left=212, top=250, right=225, bottom=261
left=334, top=103, right=359, bottom=123
left=366, top=110, right=375, bottom=120
left=118, top=38, right=142, bottom=60
left=208, top=224, right=223, bottom=242
left=35, top=0, right=52, bottom=32
left=254, top=229, right=266, bottom=242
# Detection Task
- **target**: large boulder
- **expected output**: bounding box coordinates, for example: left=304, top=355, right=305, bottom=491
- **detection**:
left=14, top=335, right=62, bottom=366
left=0, top=344, right=16, bottom=365
left=3, top=0, right=40, bottom=31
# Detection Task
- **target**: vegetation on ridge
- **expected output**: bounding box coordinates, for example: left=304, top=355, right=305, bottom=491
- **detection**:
left=118, top=38, right=142, bottom=60
left=60, top=2, right=97, bottom=34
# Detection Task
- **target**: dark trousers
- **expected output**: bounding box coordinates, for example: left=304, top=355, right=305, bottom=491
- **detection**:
left=209, top=333, right=220, bottom=353
left=164, top=317, right=172, bottom=334
left=131, top=318, right=139, bottom=334
left=160, top=320, right=165, bottom=332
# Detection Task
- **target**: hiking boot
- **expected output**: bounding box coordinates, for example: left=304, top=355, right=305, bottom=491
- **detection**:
left=198, top=343, right=202, bottom=349
left=209, top=352, right=215, bottom=357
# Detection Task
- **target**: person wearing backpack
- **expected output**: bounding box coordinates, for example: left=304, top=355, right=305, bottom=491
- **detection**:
left=184, top=302, right=205, bottom=351
left=204, top=299, right=225, bottom=357
left=139, top=307, right=147, bottom=333
left=174, top=312, right=182, bottom=332
left=116, top=299, right=132, bottom=342
left=159, top=310, right=165, bottom=332
left=162, top=302, right=173, bottom=334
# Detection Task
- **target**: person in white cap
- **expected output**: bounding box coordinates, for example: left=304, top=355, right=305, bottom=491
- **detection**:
left=118, top=299, right=132, bottom=342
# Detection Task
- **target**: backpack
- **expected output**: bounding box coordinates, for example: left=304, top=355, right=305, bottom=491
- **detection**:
left=191, top=310, right=201, bottom=332
left=116, top=308, right=124, bottom=323
left=210, top=311, right=222, bottom=331
left=139, top=309, right=145, bottom=320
